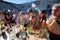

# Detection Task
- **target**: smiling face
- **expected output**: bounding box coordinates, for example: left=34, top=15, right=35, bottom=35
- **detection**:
left=31, top=17, right=36, bottom=24
left=39, top=11, right=45, bottom=18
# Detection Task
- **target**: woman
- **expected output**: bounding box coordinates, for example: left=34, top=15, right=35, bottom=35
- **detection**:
left=38, top=10, right=47, bottom=38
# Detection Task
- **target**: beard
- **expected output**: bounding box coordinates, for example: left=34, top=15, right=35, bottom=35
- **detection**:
left=57, top=15, right=60, bottom=18
left=57, top=15, right=60, bottom=22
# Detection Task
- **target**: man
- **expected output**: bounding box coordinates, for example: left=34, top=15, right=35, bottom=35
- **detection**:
left=27, top=9, right=34, bottom=21
left=12, top=10, right=19, bottom=23
left=12, top=10, right=17, bottom=19
left=46, top=4, right=60, bottom=40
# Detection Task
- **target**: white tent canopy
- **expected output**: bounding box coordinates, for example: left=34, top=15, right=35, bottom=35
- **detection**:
left=3, top=0, right=36, bottom=4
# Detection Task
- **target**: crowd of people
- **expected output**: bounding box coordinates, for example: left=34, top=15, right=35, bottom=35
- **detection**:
left=0, top=8, right=48, bottom=40
left=0, top=4, right=60, bottom=40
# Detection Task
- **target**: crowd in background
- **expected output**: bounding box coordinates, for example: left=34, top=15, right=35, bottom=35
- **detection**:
left=0, top=9, right=49, bottom=40
left=0, top=9, right=48, bottom=29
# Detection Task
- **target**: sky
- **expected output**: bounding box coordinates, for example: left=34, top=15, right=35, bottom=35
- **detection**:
left=3, top=0, right=36, bottom=4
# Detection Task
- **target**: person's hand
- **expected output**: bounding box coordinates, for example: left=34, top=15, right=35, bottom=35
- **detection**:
left=48, top=20, right=55, bottom=31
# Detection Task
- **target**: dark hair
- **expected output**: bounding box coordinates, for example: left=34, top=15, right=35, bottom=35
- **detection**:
left=41, top=10, right=45, bottom=14
left=32, top=16, right=36, bottom=19
left=6, top=12, right=10, bottom=16
left=20, top=11, right=25, bottom=15
left=27, top=9, right=33, bottom=13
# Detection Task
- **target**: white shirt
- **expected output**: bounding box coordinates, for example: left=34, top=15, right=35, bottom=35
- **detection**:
left=13, top=14, right=16, bottom=19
